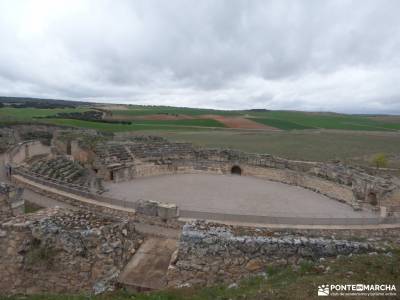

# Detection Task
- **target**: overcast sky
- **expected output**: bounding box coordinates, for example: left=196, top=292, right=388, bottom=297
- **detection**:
left=0, top=0, right=399, bottom=113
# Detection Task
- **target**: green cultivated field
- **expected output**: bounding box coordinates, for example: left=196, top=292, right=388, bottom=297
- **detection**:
left=111, top=105, right=242, bottom=116
left=117, top=118, right=226, bottom=127
left=46, top=118, right=225, bottom=131
left=250, top=117, right=313, bottom=130
left=0, top=107, right=89, bottom=121
left=248, top=111, right=400, bottom=131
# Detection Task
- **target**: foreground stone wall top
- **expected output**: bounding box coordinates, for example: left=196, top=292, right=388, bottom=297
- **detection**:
left=167, top=221, right=393, bottom=287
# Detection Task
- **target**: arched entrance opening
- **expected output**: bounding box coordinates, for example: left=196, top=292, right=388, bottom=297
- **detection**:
left=367, top=192, right=378, bottom=206
left=231, top=165, right=242, bottom=175
left=66, top=141, right=72, bottom=155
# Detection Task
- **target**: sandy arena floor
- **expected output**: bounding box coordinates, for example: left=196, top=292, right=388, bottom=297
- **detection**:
left=104, top=174, right=375, bottom=218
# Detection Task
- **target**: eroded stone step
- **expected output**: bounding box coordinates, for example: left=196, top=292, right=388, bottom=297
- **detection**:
left=118, top=237, right=178, bottom=291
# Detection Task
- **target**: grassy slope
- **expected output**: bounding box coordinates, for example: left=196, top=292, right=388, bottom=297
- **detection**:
left=4, top=251, right=399, bottom=300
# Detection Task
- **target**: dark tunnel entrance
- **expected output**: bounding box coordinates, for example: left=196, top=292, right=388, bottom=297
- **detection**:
left=231, top=165, right=242, bottom=175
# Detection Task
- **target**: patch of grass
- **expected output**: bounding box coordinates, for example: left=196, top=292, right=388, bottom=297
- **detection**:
left=298, top=260, right=316, bottom=275
left=24, top=201, right=43, bottom=214
left=25, top=239, right=58, bottom=268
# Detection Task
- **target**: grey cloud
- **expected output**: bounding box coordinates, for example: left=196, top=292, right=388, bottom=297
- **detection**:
left=0, top=0, right=399, bottom=113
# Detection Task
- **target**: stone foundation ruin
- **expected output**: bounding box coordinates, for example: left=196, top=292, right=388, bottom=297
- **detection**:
left=0, top=127, right=399, bottom=295
left=60, top=135, right=400, bottom=217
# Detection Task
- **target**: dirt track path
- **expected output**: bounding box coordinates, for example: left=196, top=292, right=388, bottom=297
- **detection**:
left=118, top=237, right=178, bottom=290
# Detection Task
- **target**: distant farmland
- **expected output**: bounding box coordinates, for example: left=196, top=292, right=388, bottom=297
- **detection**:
left=1, top=105, right=400, bottom=132
left=1, top=102, right=400, bottom=168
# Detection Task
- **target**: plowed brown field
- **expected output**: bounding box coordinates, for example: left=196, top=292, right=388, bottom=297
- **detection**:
left=200, top=115, right=279, bottom=130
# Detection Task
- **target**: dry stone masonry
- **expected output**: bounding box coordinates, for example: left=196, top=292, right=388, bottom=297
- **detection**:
left=0, top=207, right=143, bottom=295
left=0, top=182, right=24, bottom=220
left=167, top=221, right=389, bottom=287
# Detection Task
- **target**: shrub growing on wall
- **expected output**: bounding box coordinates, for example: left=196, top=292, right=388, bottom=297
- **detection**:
left=372, top=153, right=388, bottom=169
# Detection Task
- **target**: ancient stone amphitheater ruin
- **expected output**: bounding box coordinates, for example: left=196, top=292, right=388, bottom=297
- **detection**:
left=0, top=127, right=399, bottom=294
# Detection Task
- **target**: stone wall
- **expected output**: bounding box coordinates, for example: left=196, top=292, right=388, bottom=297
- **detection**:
left=0, top=182, right=24, bottom=221
left=167, top=221, right=392, bottom=287
left=0, top=188, right=12, bottom=221
left=0, top=207, right=143, bottom=295
left=0, top=127, right=17, bottom=153
left=11, top=174, right=183, bottom=229
left=6, top=140, right=51, bottom=165
left=11, top=174, right=136, bottom=219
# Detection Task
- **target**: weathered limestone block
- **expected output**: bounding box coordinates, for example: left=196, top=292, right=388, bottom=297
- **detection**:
left=157, top=203, right=179, bottom=220
left=135, top=199, right=158, bottom=216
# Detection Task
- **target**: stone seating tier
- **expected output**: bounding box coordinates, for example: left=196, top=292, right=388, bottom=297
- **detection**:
left=28, top=157, right=90, bottom=188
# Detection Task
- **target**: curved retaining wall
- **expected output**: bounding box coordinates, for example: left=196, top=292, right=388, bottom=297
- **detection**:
left=11, top=172, right=400, bottom=226
left=108, top=160, right=355, bottom=206
left=93, top=144, right=399, bottom=214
